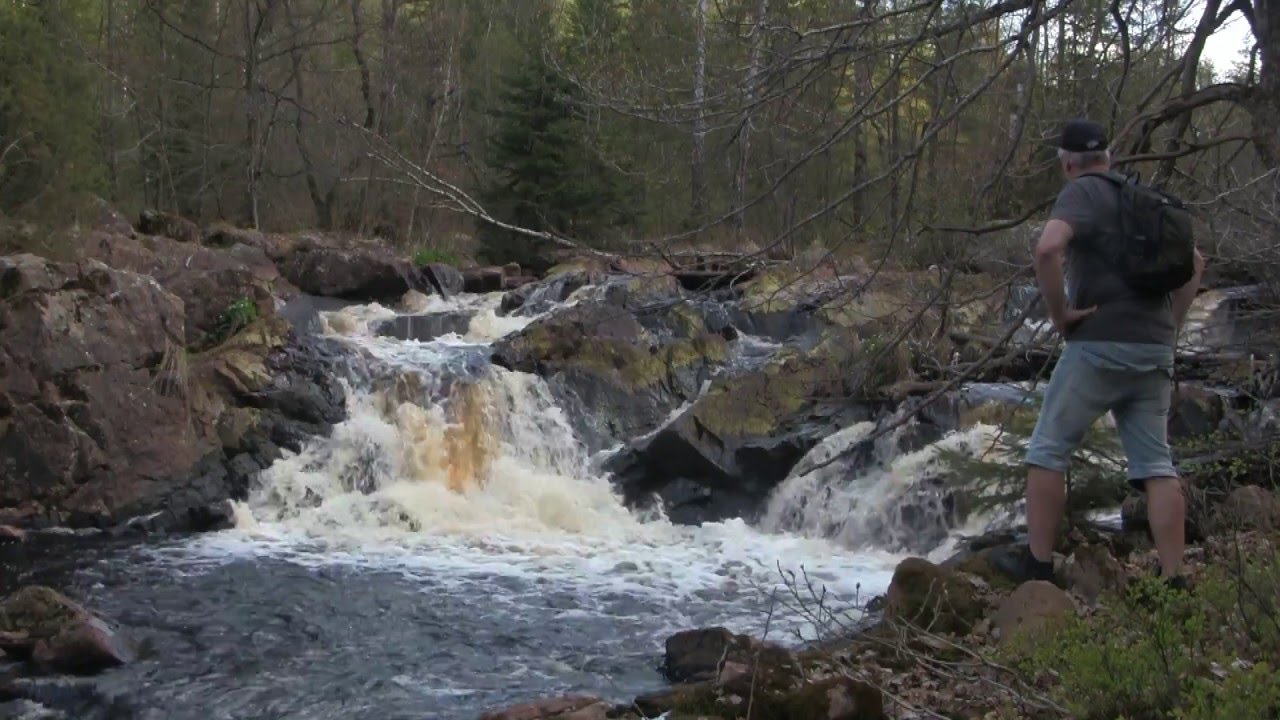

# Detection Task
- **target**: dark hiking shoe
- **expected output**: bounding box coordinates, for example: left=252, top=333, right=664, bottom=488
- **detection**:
left=987, top=544, right=1055, bottom=584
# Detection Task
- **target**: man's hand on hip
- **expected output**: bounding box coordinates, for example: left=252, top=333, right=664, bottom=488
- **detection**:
left=1051, top=305, right=1096, bottom=335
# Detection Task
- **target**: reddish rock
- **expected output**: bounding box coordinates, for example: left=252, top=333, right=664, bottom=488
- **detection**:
left=503, top=275, right=537, bottom=291
left=80, top=232, right=280, bottom=348
left=32, top=613, right=136, bottom=674
left=280, top=245, right=416, bottom=300
left=992, top=581, right=1074, bottom=643
left=478, top=696, right=608, bottom=720
left=1213, top=485, right=1280, bottom=532
left=464, top=266, right=506, bottom=294
left=1064, top=543, right=1127, bottom=605
left=0, top=586, right=134, bottom=675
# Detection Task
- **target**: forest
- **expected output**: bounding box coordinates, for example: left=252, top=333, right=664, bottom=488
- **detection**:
left=0, top=0, right=1275, bottom=277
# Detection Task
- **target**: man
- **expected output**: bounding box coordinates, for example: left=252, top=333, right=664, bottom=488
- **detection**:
left=993, top=119, right=1205, bottom=586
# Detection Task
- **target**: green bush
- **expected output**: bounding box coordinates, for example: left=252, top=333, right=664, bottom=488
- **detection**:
left=1003, top=555, right=1280, bottom=720
left=412, top=247, right=459, bottom=267
left=212, top=297, right=259, bottom=344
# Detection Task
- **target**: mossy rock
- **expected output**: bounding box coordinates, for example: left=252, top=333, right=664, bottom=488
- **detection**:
left=885, top=557, right=983, bottom=635
left=0, top=587, right=88, bottom=641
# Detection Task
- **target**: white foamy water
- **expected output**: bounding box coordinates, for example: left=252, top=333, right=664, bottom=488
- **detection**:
left=176, top=292, right=903, bottom=643
left=761, top=420, right=1008, bottom=559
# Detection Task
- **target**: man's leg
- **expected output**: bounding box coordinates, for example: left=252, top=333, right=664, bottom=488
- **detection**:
left=1113, top=370, right=1183, bottom=578
left=1144, top=477, right=1186, bottom=577
left=1017, top=345, right=1109, bottom=574
left=1027, top=466, right=1067, bottom=562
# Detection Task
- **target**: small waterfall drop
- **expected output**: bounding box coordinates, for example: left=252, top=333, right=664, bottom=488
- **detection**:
left=760, top=419, right=1009, bottom=556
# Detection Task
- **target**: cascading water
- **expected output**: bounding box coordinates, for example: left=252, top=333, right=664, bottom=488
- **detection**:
left=760, top=417, right=1012, bottom=558
left=21, top=290, right=925, bottom=720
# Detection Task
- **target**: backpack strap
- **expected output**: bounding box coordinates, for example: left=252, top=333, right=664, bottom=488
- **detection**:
left=1078, top=170, right=1133, bottom=187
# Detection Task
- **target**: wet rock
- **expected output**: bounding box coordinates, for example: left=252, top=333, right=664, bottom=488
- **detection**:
left=500, top=262, right=605, bottom=315
left=478, top=696, right=609, bottom=720
left=0, top=587, right=133, bottom=674
left=632, top=684, right=718, bottom=718
left=281, top=245, right=421, bottom=300
left=992, top=581, right=1074, bottom=643
left=137, top=209, right=199, bottom=243
left=1063, top=543, right=1127, bottom=604
left=1212, top=485, right=1280, bottom=532
left=422, top=263, right=465, bottom=297
left=885, top=557, right=983, bottom=635
left=463, top=266, right=506, bottom=294
left=0, top=527, right=25, bottom=543
left=1, top=253, right=345, bottom=532
left=610, top=327, right=885, bottom=520
left=664, top=627, right=753, bottom=683
left=377, top=313, right=473, bottom=343
left=783, top=676, right=886, bottom=720
left=493, top=275, right=727, bottom=451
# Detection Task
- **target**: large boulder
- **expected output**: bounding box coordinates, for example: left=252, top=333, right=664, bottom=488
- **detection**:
left=608, top=327, right=896, bottom=521
left=493, top=274, right=730, bottom=451
left=885, top=557, right=983, bottom=635
left=79, top=232, right=282, bottom=350
left=281, top=243, right=425, bottom=300
left=0, top=254, right=345, bottom=531
left=991, top=581, right=1075, bottom=643
left=663, top=627, right=774, bottom=683
left=1212, top=485, right=1280, bottom=532
left=0, top=255, right=202, bottom=524
left=0, top=586, right=134, bottom=675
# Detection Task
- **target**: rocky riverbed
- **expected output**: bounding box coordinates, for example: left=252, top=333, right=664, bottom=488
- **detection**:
left=0, top=206, right=1276, bottom=719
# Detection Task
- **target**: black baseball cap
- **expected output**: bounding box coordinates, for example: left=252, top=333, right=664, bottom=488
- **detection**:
left=1058, top=119, right=1108, bottom=152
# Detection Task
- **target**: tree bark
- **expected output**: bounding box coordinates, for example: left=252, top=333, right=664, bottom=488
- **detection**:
left=734, top=0, right=768, bottom=234
left=691, top=0, right=708, bottom=222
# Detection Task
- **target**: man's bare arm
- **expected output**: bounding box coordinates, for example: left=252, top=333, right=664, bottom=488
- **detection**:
left=1034, top=219, right=1095, bottom=333
left=1172, top=248, right=1206, bottom=331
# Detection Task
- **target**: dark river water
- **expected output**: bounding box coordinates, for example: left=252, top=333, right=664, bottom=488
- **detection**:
left=0, top=293, right=936, bottom=720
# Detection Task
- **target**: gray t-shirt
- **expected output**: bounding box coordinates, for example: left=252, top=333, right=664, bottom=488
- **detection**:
left=1049, top=174, right=1176, bottom=348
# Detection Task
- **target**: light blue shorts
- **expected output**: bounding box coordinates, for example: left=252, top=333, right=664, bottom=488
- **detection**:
left=1025, top=343, right=1177, bottom=490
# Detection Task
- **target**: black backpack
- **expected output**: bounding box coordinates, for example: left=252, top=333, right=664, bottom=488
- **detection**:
left=1082, top=171, right=1197, bottom=296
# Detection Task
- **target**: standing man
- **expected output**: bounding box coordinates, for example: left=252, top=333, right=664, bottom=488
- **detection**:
left=994, top=119, right=1205, bottom=586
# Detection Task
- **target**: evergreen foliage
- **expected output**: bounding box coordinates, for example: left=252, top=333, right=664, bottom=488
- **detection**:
left=939, top=398, right=1129, bottom=524
left=478, top=48, right=633, bottom=270
left=0, top=0, right=103, bottom=223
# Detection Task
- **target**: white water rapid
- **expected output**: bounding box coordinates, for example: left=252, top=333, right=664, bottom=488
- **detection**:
left=35, top=288, right=1032, bottom=720
left=178, top=291, right=912, bottom=647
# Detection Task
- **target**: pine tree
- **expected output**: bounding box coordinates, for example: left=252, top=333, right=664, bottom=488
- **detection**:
left=478, top=50, right=632, bottom=270
left=940, top=401, right=1129, bottom=527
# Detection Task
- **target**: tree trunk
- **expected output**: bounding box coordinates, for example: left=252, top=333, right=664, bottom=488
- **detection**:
left=1251, top=0, right=1280, bottom=167
left=691, top=0, right=708, bottom=222
left=244, top=0, right=261, bottom=229
left=734, top=0, right=768, bottom=234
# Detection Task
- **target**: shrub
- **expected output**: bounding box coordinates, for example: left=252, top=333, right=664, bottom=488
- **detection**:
left=411, top=247, right=458, bottom=267
left=1002, top=552, right=1280, bottom=720
left=212, top=297, right=259, bottom=344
